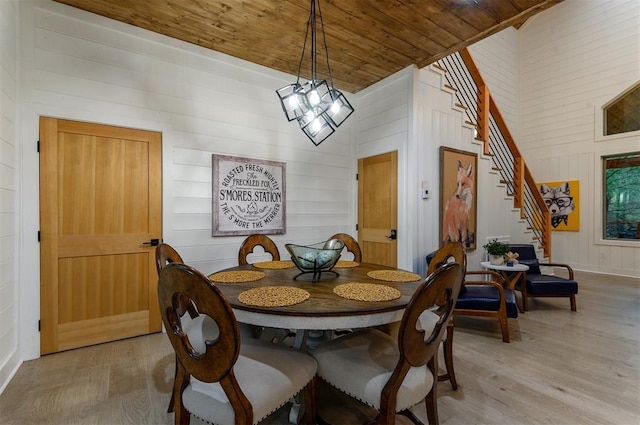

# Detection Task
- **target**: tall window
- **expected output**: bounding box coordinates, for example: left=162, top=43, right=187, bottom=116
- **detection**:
left=603, top=153, right=640, bottom=240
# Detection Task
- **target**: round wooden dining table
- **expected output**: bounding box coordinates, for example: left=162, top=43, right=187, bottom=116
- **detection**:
left=210, top=262, right=423, bottom=331
left=211, top=261, right=424, bottom=424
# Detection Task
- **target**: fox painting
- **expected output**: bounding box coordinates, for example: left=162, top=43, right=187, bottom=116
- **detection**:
left=442, top=160, right=475, bottom=247
left=540, top=182, right=576, bottom=228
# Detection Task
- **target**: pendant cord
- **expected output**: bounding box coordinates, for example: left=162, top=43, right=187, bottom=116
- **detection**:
left=296, top=1, right=314, bottom=84
left=296, top=0, right=334, bottom=89
left=317, top=0, right=336, bottom=94
left=310, top=0, right=317, bottom=82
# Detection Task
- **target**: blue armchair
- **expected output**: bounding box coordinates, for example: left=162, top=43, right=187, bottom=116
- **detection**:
left=454, top=270, right=519, bottom=343
left=427, top=247, right=518, bottom=345
left=508, top=244, right=578, bottom=311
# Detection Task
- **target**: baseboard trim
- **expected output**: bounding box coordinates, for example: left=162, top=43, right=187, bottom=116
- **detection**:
left=0, top=348, right=22, bottom=396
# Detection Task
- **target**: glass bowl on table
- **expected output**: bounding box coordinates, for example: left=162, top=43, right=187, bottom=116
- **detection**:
left=285, top=239, right=345, bottom=282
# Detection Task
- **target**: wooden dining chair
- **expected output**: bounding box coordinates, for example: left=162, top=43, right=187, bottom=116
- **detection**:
left=156, top=242, right=185, bottom=275
left=156, top=243, right=198, bottom=413
left=311, top=262, right=464, bottom=425
left=238, top=234, right=291, bottom=342
left=425, top=241, right=466, bottom=390
left=330, top=233, right=362, bottom=262
left=158, top=262, right=318, bottom=425
left=238, top=234, right=280, bottom=265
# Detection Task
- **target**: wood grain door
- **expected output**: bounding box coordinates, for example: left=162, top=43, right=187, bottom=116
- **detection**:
left=357, top=151, right=398, bottom=267
left=39, top=117, right=162, bottom=354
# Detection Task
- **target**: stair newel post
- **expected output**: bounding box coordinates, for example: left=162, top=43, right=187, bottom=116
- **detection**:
left=513, top=156, right=525, bottom=209
left=477, top=85, right=490, bottom=153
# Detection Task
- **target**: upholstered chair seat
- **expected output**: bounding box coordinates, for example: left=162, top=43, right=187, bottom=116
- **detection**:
left=526, top=273, right=578, bottom=295
left=182, top=340, right=317, bottom=424
left=454, top=285, right=519, bottom=318
left=508, top=244, right=578, bottom=311
left=311, top=262, right=464, bottom=424
left=312, top=326, right=436, bottom=412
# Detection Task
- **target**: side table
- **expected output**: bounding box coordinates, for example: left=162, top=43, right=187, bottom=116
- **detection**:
left=480, top=261, right=529, bottom=313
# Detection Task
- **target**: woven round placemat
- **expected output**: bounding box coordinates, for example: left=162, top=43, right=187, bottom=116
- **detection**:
left=334, top=260, right=359, bottom=268
left=334, top=283, right=401, bottom=302
left=237, top=286, right=310, bottom=307
left=367, top=270, right=421, bottom=282
left=208, top=270, right=265, bottom=283
left=252, top=261, right=295, bottom=270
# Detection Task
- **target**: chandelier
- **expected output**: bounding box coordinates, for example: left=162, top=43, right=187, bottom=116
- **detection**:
left=276, top=0, right=354, bottom=146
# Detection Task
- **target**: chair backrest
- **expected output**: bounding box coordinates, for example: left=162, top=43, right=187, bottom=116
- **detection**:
left=155, top=243, right=184, bottom=275
left=238, top=234, right=280, bottom=265
left=389, top=262, right=464, bottom=389
left=158, top=263, right=248, bottom=413
left=330, top=233, right=362, bottom=262
left=508, top=244, right=541, bottom=274
left=156, top=243, right=198, bottom=320
left=426, top=241, right=467, bottom=276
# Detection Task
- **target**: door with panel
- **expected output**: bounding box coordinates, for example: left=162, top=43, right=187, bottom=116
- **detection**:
left=357, top=151, right=398, bottom=267
left=39, top=117, right=162, bottom=354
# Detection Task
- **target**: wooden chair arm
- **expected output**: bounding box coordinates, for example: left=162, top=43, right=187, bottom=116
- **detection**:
left=542, top=263, right=574, bottom=280
left=463, top=269, right=508, bottom=302
left=462, top=279, right=506, bottom=299
left=465, top=270, right=507, bottom=285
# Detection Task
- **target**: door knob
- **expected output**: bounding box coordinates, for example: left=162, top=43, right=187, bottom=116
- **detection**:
left=386, top=229, right=397, bottom=240
left=143, top=238, right=160, bottom=246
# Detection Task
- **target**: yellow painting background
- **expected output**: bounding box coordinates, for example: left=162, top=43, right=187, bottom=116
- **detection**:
left=537, top=180, right=580, bottom=231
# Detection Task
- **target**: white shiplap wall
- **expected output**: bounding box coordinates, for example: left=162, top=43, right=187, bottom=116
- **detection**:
left=518, top=0, right=640, bottom=276
left=415, top=64, right=531, bottom=275
left=354, top=67, right=414, bottom=271
left=16, top=0, right=355, bottom=361
left=468, top=27, right=519, bottom=137
left=0, top=0, right=19, bottom=393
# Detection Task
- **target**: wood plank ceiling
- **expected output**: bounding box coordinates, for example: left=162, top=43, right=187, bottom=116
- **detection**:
left=53, top=0, right=563, bottom=93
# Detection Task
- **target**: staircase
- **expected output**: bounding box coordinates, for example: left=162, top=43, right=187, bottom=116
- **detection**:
left=433, top=48, right=552, bottom=258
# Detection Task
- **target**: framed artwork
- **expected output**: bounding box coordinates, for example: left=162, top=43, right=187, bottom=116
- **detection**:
left=212, top=154, right=286, bottom=236
left=439, top=147, right=478, bottom=250
left=538, top=180, right=580, bottom=231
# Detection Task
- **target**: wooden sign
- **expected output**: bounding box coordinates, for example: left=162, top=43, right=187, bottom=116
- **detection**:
left=212, top=155, right=286, bottom=236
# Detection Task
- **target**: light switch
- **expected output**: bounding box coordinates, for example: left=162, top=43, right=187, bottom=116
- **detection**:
left=421, top=180, right=430, bottom=199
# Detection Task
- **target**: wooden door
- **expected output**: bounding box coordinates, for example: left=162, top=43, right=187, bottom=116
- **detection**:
left=357, top=151, right=398, bottom=267
left=39, top=117, right=162, bottom=354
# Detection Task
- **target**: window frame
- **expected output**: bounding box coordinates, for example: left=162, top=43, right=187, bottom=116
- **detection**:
left=601, top=152, right=640, bottom=242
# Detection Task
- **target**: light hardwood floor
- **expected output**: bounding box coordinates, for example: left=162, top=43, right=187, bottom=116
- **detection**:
left=0, top=271, right=638, bottom=425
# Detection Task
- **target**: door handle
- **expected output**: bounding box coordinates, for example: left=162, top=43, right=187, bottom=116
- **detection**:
left=386, top=229, right=397, bottom=240
left=143, top=238, right=160, bottom=246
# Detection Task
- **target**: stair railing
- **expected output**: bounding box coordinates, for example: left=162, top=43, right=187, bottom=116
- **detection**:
left=435, top=48, right=551, bottom=257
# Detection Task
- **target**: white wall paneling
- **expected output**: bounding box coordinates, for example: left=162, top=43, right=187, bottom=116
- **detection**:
left=518, top=0, right=640, bottom=276
left=0, top=0, right=20, bottom=395
left=355, top=67, right=414, bottom=271
left=16, top=0, right=355, bottom=364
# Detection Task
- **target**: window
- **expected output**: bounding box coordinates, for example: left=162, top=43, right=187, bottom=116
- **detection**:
left=604, top=83, right=640, bottom=136
left=603, top=152, right=640, bottom=240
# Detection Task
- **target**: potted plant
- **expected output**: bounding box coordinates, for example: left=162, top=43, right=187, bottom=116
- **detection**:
left=483, top=239, right=510, bottom=265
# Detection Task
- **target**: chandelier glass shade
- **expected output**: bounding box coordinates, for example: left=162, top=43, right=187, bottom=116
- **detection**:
left=276, top=0, right=354, bottom=146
